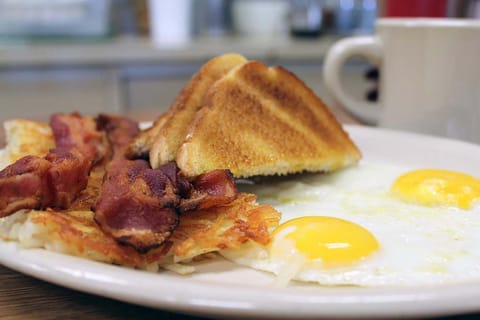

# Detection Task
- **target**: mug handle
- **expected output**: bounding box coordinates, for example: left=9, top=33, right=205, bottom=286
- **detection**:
left=323, top=36, right=382, bottom=124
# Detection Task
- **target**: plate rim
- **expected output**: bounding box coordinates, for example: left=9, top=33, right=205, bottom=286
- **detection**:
left=2, top=124, right=480, bottom=319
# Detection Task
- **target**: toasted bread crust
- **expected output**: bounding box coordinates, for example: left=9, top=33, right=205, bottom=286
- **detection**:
left=176, top=61, right=361, bottom=178
left=149, top=53, right=248, bottom=168
left=126, top=113, right=168, bottom=159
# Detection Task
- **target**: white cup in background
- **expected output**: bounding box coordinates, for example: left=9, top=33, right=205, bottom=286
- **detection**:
left=323, top=18, right=480, bottom=144
left=148, top=0, right=192, bottom=47
left=232, top=0, right=289, bottom=36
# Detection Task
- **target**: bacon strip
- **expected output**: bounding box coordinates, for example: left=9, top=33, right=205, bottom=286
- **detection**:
left=0, top=113, right=104, bottom=217
left=93, top=115, right=237, bottom=252
left=178, top=169, right=237, bottom=213
left=93, top=115, right=187, bottom=252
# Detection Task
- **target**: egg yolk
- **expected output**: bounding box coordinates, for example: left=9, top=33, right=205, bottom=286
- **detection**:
left=391, top=169, right=480, bottom=209
left=271, top=216, right=379, bottom=267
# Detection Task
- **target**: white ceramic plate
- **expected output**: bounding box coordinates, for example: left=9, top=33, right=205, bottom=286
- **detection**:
left=2, top=125, right=480, bottom=319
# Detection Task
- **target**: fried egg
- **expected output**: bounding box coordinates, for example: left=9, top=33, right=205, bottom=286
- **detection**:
left=221, top=164, right=480, bottom=287
left=391, top=169, right=480, bottom=209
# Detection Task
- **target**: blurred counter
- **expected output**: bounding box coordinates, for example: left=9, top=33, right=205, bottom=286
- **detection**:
left=0, top=35, right=367, bottom=121
left=0, top=35, right=340, bottom=67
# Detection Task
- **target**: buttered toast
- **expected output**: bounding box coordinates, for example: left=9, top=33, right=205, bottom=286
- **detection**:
left=176, top=60, right=361, bottom=178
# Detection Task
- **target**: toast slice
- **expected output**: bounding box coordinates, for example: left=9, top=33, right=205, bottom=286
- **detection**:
left=126, top=112, right=168, bottom=159
left=176, top=60, right=361, bottom=178
left=138, top=53, right=248, bottom=168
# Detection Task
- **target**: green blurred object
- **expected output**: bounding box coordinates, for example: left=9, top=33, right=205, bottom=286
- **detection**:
left=0, top=0, right=112, bottom=39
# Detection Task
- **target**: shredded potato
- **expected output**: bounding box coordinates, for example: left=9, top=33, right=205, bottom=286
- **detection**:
left=0, top=119, right=281, bottom=273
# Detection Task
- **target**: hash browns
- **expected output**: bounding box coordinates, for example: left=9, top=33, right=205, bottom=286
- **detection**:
left=0, top=119, right=280, bottom=272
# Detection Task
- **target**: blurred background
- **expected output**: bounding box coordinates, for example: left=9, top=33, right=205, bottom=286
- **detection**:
left=0, top=0, right=478, bottom=120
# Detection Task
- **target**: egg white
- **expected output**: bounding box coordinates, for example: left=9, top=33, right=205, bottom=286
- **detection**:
left=222, top=163, right=480, bottom=287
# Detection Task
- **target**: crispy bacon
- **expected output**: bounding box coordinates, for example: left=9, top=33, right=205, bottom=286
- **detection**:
left=51, top=112, right=105, bottom=158
left=93, top=115, right=186, bottom=252
left=178, top=169, right=237, bottom=212
left=0, top=113, right=104, bottom=217
left=94, top=161, right=184, bottom=252
left=93, top=115, right=238, bottom=252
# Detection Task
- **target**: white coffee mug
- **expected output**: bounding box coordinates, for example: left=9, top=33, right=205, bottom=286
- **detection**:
left=323, top=18, right=480, bottom=143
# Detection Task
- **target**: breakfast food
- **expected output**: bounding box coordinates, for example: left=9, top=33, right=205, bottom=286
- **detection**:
left=0, top=53, right=366, bottom=282
left=177, top=60, right=360, bottom=178
left=127, top=113, right=168, bottom=160
left=130, top=54, right=361, bottom=178
left=93, top=115, right=239, bottom=252
left=127, top=53, right=248, bottom=162
left=391, top=169, right=480, bottom=209
left=1, top=59, right=478, bottom=289
left=0, top=119, right=54, bottom=166
left=0, top=114, right=105, bottom=218
left=222, top=164, right=480, bottom=286
left=0, top=117, right=280, bottom=271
